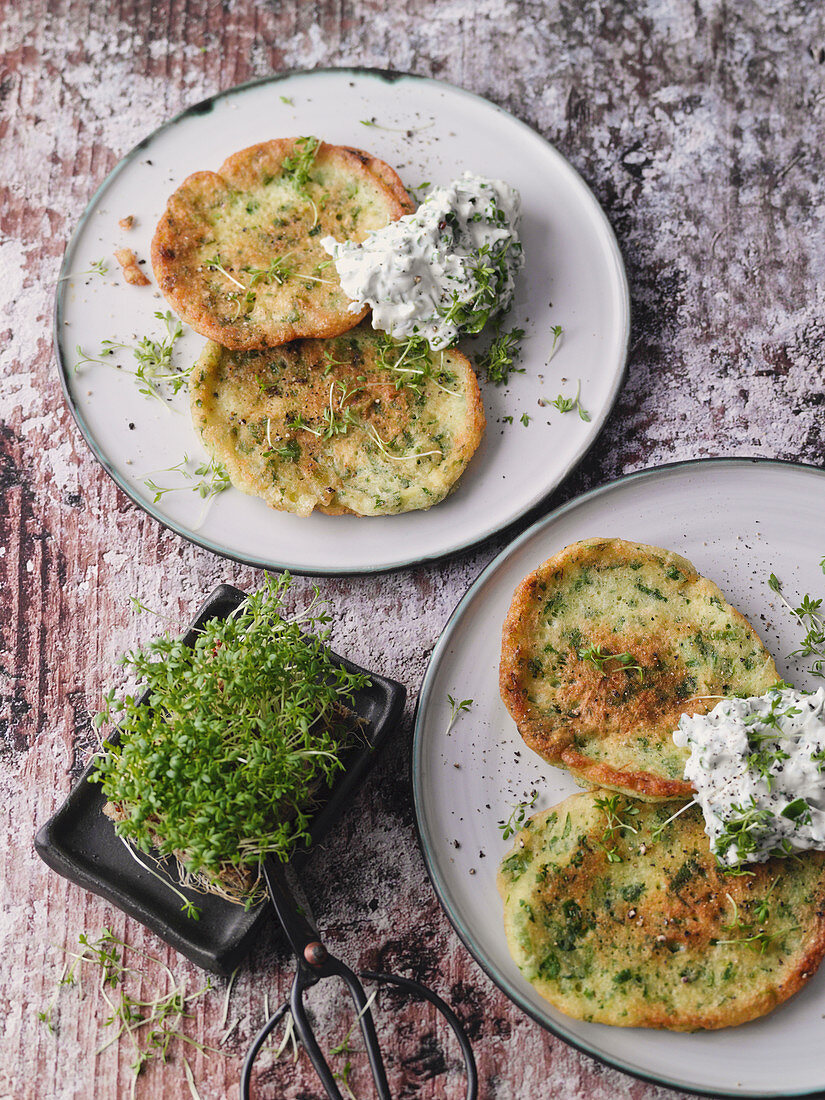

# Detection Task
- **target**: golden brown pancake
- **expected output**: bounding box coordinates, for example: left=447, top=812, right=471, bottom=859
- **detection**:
left=500, top=538, right=779, bottom=799
left=498, top=791, right=825, bottom=1030
left=190, top=322, right=485, bottom=517
left=152, top=138, right=412, bottom=349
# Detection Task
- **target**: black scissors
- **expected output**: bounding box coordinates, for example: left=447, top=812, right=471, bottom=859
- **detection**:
left=240, top=855, right=478, bottom=1099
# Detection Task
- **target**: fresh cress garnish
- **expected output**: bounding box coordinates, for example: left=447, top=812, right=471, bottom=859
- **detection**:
left=592, top=793, right=640, bottom=863
left=578, top=643, right=643, bottom=680
left=478, top=326, right=525, bottom=386
left=59, top=257, right=108, bottom=281
left=445, top=694, right=473, bottom=735
left=548, top=378, right=590, bottom=421
left=75, top=311, right=188, bottom=406
left=39, top=927, right=217, bottom=1093
left=143, top=454, right=230, bottom=505
left=500, top=790, right=539, bottom=840
left=769, top=570, right=825, bottom=678
left=91, top=575, right=370, bottom=905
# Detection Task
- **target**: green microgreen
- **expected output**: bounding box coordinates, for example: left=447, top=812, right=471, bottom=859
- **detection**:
left=365, top=425, right=443, bottom=462
left=91, top=311, right=187, bottom=404
left=121, top=839, right=202, bottom=920
left=713, top=797, right=777, bottom=871
left=323, top=349, right=349, bottom=374
left=716, top=926, right=797, bottom=953
left=331, top=989, right=379, bottom=1099
left=375, top=333, right=459, bottom=396
left=548, top=324, right=563, bottom=360
left=443, top=240, right=520, bottom=337
left=715, top=888, right=798, bottom=953
left=265, top=990, right=377, bottom=1096
left=59, top=257, right=109, bottom=281
left=741, top=691, right=804, bottom=791
left=272, top=438, right=301, bottom=463
left=650, top=798, right=698, bottom=841
left=39, top=928, right=217, bottom=1094
left=320, top=380, right=362, bottom=439
left=90, top=575, right=370, bottom=903
left=550, top=378, right=590, bottom=421
left=578, top=643, right=643, bottom=680
left=769, top=572, right=825, bottom=678
left=128, top=596, right=165, bottom=619
left=244, top=253, right=295, bottom=288
left=279, top=95, right=293, bottom=105
left=479, top=326, right=526, bottom=386
left=74, top=344, right=108, bottom=371
left=520, top=412, right=530, bottom=426
left=753, top=878, right=780, bottom=924
left=407, top=181, right=432, bottom=204
left=499, top=790, right=538, bottom=840
left=143, top=454, right=230, bottom=505
left=592, top=793, right=639, bottom=862
left=204, top=254, right=246, bottom=290
left=281, top=135, right=320, bottom=202
left=445, top=695, right=473, bottom=735
left=358, top=118, right=433, bottom=134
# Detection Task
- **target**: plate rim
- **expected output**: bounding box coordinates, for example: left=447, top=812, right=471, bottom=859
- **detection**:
left=411, top=455, right=825, bottom=1100
left=53, top=65, right=631, bottom=577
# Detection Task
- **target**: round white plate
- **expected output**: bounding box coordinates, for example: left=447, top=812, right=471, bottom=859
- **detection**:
left=413, top=458, right=825, bottom=1098
left=55, top=68, right=629, bottom=575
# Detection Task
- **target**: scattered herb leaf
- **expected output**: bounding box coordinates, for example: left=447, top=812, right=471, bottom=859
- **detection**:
left=144, top=454, right=230, bottom=505
left=550, top=378, right=590, bottom=421
left=59, top=258, right=109, bottom=281
left=479, top=326, right=525, bottom=386
left=592, top=793, right=639, bottom=862
left=769, top=572, right=825, bottom=678
left=500, top=790, right=538, bottom=840
left=578, top=643, right=643, bottom=680
left=446, top=695, right=473, bottom=735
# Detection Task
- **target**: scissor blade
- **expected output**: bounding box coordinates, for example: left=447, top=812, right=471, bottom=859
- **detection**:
left=262, top=855, right=321, bottom=959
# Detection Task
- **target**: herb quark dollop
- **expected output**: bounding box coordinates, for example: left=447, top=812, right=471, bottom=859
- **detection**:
left=322, top=172, right=524, bottom=350
left=674, top=686, right=825, bottom=869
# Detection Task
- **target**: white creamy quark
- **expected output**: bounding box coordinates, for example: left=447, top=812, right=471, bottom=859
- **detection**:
left=321, top=172, right=524, bottom=350
left=674, top=687, right=825, bottom=867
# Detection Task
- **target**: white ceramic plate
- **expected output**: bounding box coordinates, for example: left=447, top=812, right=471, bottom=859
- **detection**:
left=55, top=68, right=629, bottom=575
left=413, top=458, right=825, bottom=1097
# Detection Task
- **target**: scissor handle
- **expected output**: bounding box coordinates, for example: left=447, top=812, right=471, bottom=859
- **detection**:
left=239, top=1001, right=291, bottom=1097
left=361, top=971, right=478, bottom=1100
left=241, top=963, right=478, bottom=1100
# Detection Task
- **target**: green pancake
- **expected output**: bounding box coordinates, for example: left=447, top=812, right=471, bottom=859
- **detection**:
left=190, top=322, right=485, bottom=517
left=500, top=538, right=779, bottom=800
left=498, top=791, right=825, bottom=1030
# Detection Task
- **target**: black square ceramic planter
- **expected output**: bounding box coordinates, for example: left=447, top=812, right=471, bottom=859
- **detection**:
left=34, top=584, right=406, bottom=974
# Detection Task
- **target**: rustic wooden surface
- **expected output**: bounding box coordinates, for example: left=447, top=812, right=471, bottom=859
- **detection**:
left=2, top=1, right=825, bottom=1098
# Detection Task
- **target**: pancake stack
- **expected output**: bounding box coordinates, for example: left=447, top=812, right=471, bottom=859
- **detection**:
left=152, top=137, right=485, bottom=516
left=498, top=538, right=825, bottom=1030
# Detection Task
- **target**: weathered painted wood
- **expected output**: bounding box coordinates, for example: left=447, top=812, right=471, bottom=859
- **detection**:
left=1, top=1, right=824, bottom=1096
